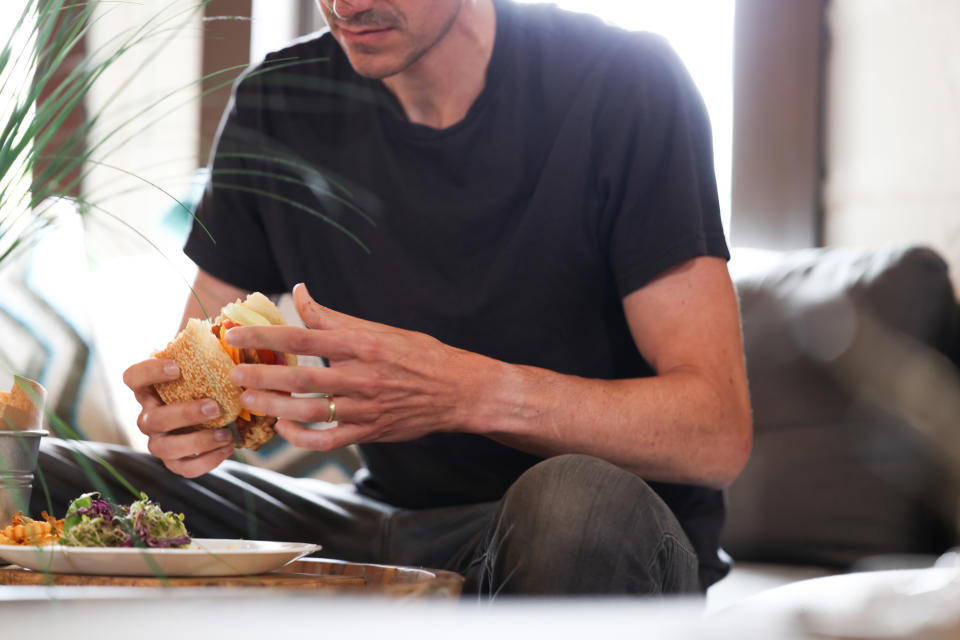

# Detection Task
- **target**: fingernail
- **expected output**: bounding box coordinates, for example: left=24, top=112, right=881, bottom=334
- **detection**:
left=214, top=428, right=231, bottom=442
left=164, top=364, right=179, bottom=377
left=220, top=445, right=235, bottom=456
left=241, top=391, right=255, bottom=404
left=201, top=401, right=221, bottom=417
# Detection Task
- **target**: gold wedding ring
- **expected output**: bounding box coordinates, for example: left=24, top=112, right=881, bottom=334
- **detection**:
left=325, top=395, right=339, bottom=424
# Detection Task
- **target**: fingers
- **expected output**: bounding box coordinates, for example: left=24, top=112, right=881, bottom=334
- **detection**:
left=275, top=419, right=365, bottom=452
left=230, top=362, right=359, bottom=396
left=138, top=398, right=224, bottom=436
left=138, top=400, right=234, bottom=475
left=239, top=388, right=348, bottom=424
left=125, top=357, right=236, bottom=478
left=146, top=425, right=235, bottom=479
left=293, top=282, right=351, bottom=331
left=225, top=325, right=359, bottom=361
left=228, top=286, right=402, bottom=361
left=147, top=424, right=234, bottom=458
left=128, top=358, right=224, bottom=440
left=293, top=283, right=394, bottom=333
left=124, top=358, right=180, bottom=405
left=161, top=443, right=236, bottom=479
left=124, top=358, right=180, bottom=390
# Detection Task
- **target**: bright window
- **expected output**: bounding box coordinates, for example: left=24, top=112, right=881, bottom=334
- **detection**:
left=0, top=0, right=35, bottom=236
left=515, top=0, right=736, bottom=233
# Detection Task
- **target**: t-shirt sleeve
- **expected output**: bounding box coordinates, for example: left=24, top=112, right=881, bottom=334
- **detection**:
left=183, top=71, right=287, bottom=295
left=594, top=33, right=730, bottom=298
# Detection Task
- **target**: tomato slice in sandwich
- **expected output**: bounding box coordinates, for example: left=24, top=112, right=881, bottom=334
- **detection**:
left=213, top=319, right=284, bottom=422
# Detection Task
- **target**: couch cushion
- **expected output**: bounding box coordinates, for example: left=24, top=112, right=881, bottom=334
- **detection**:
left=724, top=244, right=960, bottom=567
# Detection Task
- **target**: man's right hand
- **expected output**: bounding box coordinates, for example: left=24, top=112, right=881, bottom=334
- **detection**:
left=122, top=358, right=235, bottom=478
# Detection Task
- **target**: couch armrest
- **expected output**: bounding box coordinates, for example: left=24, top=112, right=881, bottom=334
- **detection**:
left=724, top=244, right=960, bottom=567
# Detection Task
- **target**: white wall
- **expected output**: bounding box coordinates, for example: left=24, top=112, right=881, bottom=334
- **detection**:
left=82, top=0, right=203, bottom=261
left=250, top=0, right=300, bottom=64
left=824, top=0, right=960, bottom=291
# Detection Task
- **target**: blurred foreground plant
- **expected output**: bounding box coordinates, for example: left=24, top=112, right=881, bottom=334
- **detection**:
left=0, top=0, right=367, bottom=514
left=0, top=0, right=248, bottom=268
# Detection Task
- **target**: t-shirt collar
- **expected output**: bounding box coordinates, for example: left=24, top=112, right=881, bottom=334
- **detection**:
left=376, top=0, right=514, bottom=139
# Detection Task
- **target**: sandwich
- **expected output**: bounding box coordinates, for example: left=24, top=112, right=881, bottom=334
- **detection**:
left=153, top=292, right=296, bottom=450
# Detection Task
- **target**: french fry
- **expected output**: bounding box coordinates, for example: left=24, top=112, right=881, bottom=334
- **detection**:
left=0, top=511, right=64, bottom=545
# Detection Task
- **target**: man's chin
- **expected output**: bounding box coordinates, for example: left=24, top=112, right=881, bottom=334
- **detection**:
left=344, top=54, right=407, bottom=80
left=351, top=65, right=401, bottom=80
left=339, top=40, right=430, bottom=81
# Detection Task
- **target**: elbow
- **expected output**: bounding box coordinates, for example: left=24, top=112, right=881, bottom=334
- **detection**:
left=709, top=409, right=753, bottom=490
left=700, top=368, right=754, bottom=489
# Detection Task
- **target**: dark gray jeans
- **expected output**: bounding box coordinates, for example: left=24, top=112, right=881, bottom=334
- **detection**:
left=33, top=439, right=701, bottom=597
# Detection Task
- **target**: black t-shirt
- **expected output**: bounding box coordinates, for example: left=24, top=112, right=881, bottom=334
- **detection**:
left=185, top=0, right=731, bottom=586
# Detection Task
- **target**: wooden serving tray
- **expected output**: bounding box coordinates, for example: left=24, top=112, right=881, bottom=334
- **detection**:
left=0, top=558, right=463, bottom=597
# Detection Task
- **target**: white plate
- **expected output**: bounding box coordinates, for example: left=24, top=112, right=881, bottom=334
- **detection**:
left=0, top=538, right=321, bottom=577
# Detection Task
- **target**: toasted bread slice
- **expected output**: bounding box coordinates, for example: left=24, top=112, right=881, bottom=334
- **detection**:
left=153, top=318, right=243, bottom=429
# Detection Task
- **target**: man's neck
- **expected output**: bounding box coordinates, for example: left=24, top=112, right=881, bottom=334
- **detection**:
left=383, top=0, right=496, bottom=130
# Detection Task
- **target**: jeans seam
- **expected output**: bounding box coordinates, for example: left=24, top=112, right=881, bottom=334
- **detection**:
left=646, top=532, right=698, bottom=593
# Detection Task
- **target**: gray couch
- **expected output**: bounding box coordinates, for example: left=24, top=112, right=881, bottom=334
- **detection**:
left=709, top=244, right=960, bottom=609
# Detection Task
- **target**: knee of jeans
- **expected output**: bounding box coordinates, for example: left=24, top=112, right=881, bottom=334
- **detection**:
left=497, top=454, right=680, bottom=557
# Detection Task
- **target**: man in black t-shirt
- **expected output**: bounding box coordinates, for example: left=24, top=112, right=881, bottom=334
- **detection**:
left=116, top=0, right=752, bottom=596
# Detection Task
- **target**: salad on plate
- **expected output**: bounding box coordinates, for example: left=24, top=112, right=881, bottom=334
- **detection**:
left=59, top=492, right=191, bottom=548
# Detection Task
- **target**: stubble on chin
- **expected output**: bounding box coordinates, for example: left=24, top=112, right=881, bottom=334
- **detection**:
left=344, top=48, right=427, bottom=80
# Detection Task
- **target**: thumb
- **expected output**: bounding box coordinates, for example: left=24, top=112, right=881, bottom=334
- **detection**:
left=292, top=282, right=354, bottom=330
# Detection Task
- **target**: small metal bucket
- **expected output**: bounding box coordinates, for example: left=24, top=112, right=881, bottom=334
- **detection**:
left=0, top=430, right=48, bottom=524
left=0, top=376, right=48, bottom=524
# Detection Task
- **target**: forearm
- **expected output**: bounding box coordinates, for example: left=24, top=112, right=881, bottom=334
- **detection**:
left=463, top=356, right=752, bottom=489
